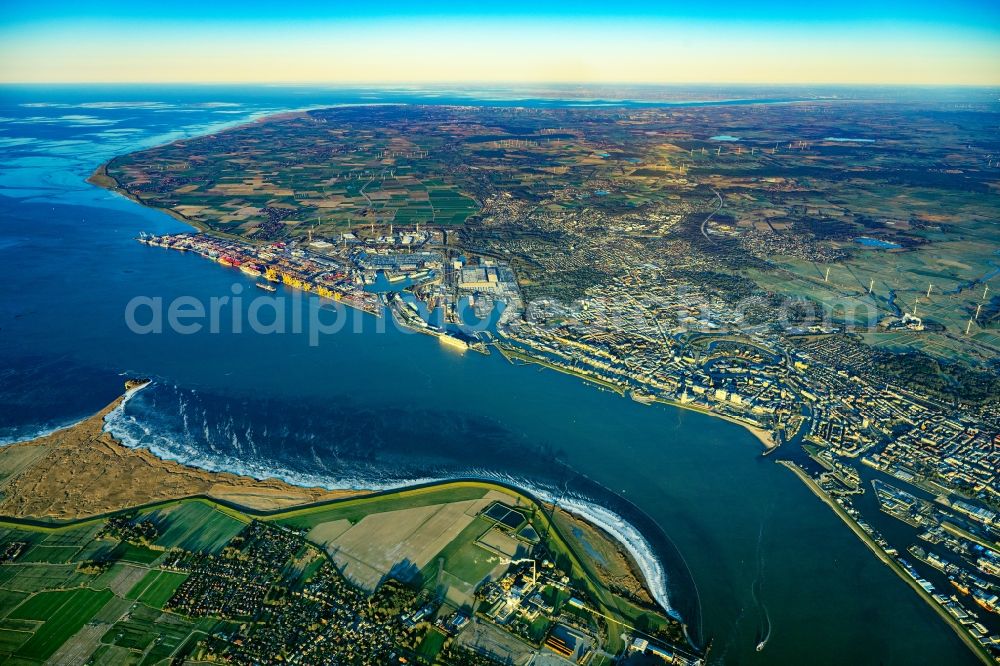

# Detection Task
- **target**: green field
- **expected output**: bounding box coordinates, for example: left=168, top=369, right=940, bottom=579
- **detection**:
left=428, top=188, right=478, bottom=224
left=127, top=570, right=189, bottom=609
left=124, top=569, right=162, bottom=600
left=147, top=500, right=247, bottom=553
left=19, top=544, right=79, bottom=564
left=136, top=620, right=193, bottom=665
left=0, top=563, right=92, bottom=593
left=41, top=523, right=102, bottom=546
left=273, top=484, right=489, bottom=530
left=418, top=516, right=496, bottom=589
left=88, top=643, right=143, bottom=666
left=0, top=589, right=28, bottom=616
left=9, top=589, right=75, bottom=620
left=415, top=628, right=446, bottom=662
left=109, top=542, right=162, bottom=565
left=14, top=588, right=112, bottom=661
left=102, top=603, right=163, bottom=651
left=0, top=483, right=682, bottom=664
left=0, top=627, right=32, bottom=654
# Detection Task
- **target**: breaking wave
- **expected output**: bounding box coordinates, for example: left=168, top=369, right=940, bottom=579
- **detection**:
left=0, top=419, right=79, bottom=446
left=1, top=379, right=151, bottom=446
left=102, top=388, right=675, bottom=618
left=473, top=470, right=675, bottom=617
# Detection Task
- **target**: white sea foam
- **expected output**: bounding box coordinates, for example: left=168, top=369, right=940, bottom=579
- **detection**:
left=103, top=392, right=675, bottom=618
left=556, top=495, right=672, bottom=612
left=472, top=470, right=675, bottom=617
left=1, top=379, right=151, bottom=446
left=0, top=419, right=80, bottom=446
left=120, top=379, right=153, bottom=404
left=104, top=400, right=437, bottom=492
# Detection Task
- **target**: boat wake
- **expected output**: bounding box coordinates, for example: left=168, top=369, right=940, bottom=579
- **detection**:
left=751, top=522, right=771, bottom=652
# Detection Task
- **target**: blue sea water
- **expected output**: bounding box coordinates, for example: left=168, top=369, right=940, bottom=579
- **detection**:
left=0, top=85, right=978, bottom=665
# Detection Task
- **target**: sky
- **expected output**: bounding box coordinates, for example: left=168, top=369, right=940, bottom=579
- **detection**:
left=1, top=1, right=998, bottom=85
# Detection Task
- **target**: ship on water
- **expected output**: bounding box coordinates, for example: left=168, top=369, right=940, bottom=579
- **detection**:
left=256, top=282, right=277, bottom=292
left=240, top=263, right=263, bottom=278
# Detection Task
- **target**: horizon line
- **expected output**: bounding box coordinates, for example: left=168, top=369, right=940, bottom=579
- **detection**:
left=2, top=80, right=998, bottom=88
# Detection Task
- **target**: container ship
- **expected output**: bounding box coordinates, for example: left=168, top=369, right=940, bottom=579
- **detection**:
left=240, top=263, right=263, bottom=278
left=972, top=589, right=999, bottom=614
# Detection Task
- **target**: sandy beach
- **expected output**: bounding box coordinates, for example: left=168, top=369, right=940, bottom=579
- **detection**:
left=0, top=385, right=361, bottom=520
left=0, top=382, right=661, bottom=612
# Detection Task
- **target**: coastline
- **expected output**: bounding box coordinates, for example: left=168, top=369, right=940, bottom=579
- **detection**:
left=73, top=105, right=771, bottom=638
left=653, top=395, right=777, bottom=450
left=86, top=108, right=317, bottom=243
left=85, top=134, right=684, bottom=619
left=89, top=109, right=777, bottom=458
left=0, top=382, right=673, bottom=622
left=778, top=460, right=995, bottom=666
left=496, top=341, right=777, bottom=450
left=0, top=383, right=360, bottom=519
left=89, top=161, right=232, bottom=240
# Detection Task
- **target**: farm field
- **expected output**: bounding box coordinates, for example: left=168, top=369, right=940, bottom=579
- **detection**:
left=293, top=487, right=513, bottom=592
left=272, top=483, right=494, bottom=530
left=104, top=106, right=488, bottom=240
left=126, top=570, right=190, bottom=608
left=0, top=480, right=673, bottom=665
left=145, top=500, right=247, bottom=553
left=0, top=516, right=217, bottom=665
left=12, top=588, right=113, bottom=661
